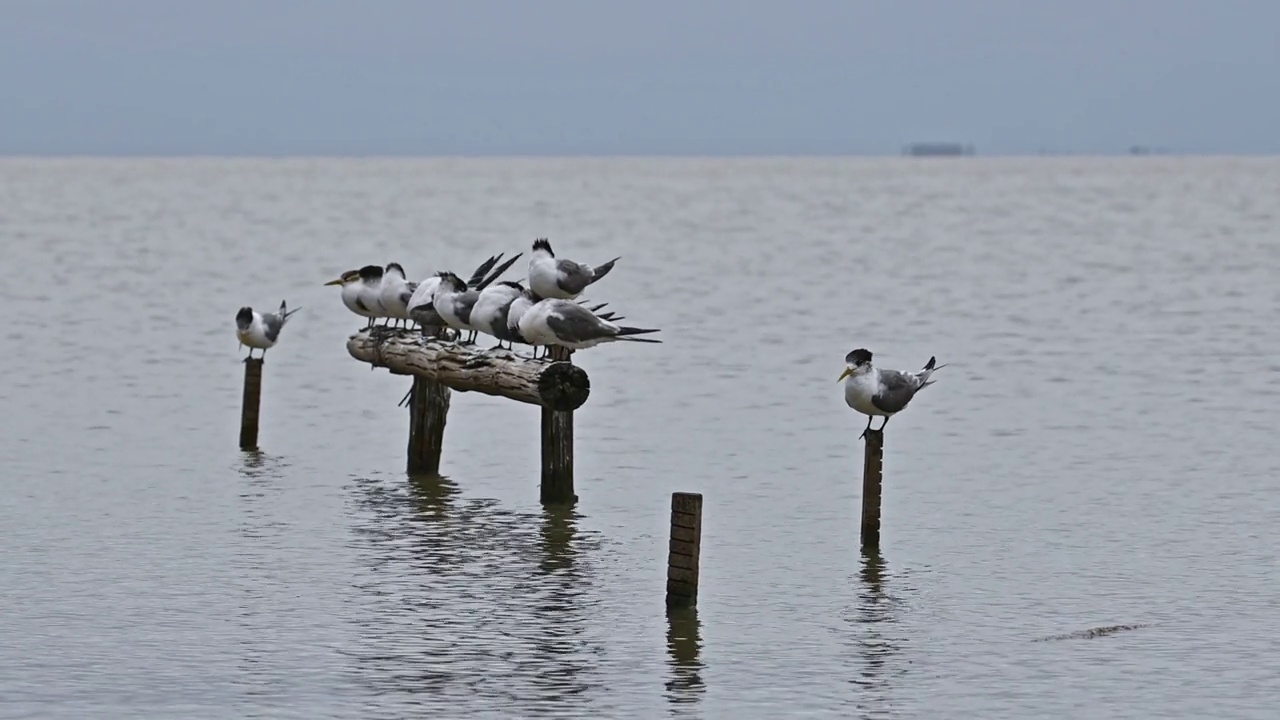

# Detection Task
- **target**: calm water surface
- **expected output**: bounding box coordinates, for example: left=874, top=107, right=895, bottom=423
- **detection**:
left=2, top=158, right=1278, bottom=718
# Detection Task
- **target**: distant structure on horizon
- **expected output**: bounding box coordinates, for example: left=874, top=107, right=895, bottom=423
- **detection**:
left=902, top=142, right=975, bottom=157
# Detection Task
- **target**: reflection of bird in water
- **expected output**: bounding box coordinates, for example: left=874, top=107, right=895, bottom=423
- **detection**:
left=665, top=606, right=705, bottom=706
left=839, top=348, right=945, bottom=438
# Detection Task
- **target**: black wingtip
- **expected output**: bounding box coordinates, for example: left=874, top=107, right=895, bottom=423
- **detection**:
left=589, top=256, right=621, bottom=283
left=616, top=326, right=660, bottom=338
left=476, top=252, right=522, bottom=290
left=924, top=356, right=936, bottom=370
left=468, top=255, right=500, bottom=286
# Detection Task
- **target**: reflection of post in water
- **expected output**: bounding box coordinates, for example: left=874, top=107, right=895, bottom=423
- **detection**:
left=405, top=471, right=459, bottom=522
left=538, top=503, right=580, bottom=575
left=665, top=606, right=705, bottom=706
left=850, top=547, right=901, bottom=703
left=529, top=504, right=591, bottom=703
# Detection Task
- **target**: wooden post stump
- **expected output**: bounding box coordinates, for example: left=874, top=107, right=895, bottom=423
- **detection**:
left=666, top=492, right=703, bottom=607
left=540, top=345, right=576, bottom=504
left=407, top=376, right=451, bottom=475
left=860, top=429, right=884, bottom=548
left=239, top=358, right=263, bottom=450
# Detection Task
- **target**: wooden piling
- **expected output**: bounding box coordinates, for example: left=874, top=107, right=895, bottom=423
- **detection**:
left=860, top=429, right=884, bottom=549
left=540, top=345, right=576, bottom=504
left=666, top=492, right=703, bottom=607
left=239, top=358, right=263, bottom=450
left=407, top=376, right=451, bottom=475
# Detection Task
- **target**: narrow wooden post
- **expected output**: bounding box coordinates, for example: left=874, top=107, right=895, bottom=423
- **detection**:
left=666, top=492, right=703, bottom=607
left=239, top=358, right=263, bottom=450
left=860, top=429, right=884, bottom=548
left=540, top=345, right=576, bottom=504
left=407, top=377, right=451, bottom=475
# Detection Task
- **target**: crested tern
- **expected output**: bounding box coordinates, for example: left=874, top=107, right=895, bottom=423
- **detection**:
left=517, top=292, right=661, bottom=352
left=838, top=348, right=945, bottom=438
left=431, top=271, right=485, bottom=343
left=236, top=300, right=300, bottom=360
left=379, top=262, right=414, bottom=328
left=470, top=281, right=526, bottom=349
left=324, top=269, right=376, bottom=326
left=527, top=238, right=620, bottom=300
left=407, top=253, right=523, bottom=338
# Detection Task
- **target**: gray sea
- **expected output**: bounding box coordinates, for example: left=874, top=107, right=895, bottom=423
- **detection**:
left=2, top=157, right=1278, bottom=719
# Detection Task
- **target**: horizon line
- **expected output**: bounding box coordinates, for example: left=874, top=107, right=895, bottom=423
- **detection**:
left=2, top=150, right=1277, bottom=160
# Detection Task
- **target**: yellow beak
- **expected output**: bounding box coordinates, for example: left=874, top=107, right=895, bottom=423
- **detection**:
left=837, top=367, right=853, bottom=382
left=323, top=278, right=344, bottom=286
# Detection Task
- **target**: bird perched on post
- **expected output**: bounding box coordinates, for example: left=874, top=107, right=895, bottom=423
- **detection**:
left=235, top=301, right=300, bottom=360
left=527, top=238, right=620, bottom=300
left=838, top=348, right=944, bottom=438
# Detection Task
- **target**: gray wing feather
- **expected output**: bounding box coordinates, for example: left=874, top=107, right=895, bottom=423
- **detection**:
left=456, top=291, right=478, bottom=324
left=555, top=259, right=595, bottom=296
left=546, top=305, right=613, bottom=344
left=870, top=370, right=920, bottom=414
left=261, top=313, right=285, bottom=342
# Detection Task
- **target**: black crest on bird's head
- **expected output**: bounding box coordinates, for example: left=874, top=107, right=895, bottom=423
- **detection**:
left=532, top=238, right=554, bottom=256
left=236, top=307, right=253, bottom=328
left=358, top=265, right=384, bottom=281
left=846, top=348, right=873, bottom=366
left=384, top=262, right=405, bottom=276
left=436, top=271, right=466, bottom=292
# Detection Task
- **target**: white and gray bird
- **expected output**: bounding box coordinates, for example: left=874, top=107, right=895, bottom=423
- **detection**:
left=431, top=271, right=486, bottom=343
left=470, top=281, right=527, bottom=349
left=378, top=262, right=414, bottom=328
left=517, top=291, right=660, bottom=353
left=235, top=301, right=300, bottom=360
left=527, top=238, right=620, bottom=300
left=324, top=269, right=373, bottom=325
left=324, top=265, right=386, bottom=328
left=407, top=253, right=523, bottom=336
left=838, top=348, right=944, bottom=438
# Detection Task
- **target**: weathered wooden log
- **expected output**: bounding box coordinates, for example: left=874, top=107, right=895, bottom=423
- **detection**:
left=860, top=429, right=884, bottom=548
left=346, top=328, right=590, bottom=411
left=407, top=376, right=451, bottom=475
left=666, top=492, right=703, bottom=607
left=239, top=358, right=263, bottom=450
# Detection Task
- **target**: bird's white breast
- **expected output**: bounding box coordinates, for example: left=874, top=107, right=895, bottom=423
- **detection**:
left=517, top=302, right=556, bottom=345
left=844, top=370, right=885, bottom=416
left=340, top=283, right=365, bottom=316
left=238, top=315, right=274, bottom=349
left=528, top=254, right=570, bottom=300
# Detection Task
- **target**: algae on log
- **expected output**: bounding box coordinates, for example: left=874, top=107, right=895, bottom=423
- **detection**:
left=346, top=328, right=591, bottom=411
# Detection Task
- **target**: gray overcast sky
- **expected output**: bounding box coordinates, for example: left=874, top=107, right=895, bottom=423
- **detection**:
left=1, top=0, right=1277, bottom=155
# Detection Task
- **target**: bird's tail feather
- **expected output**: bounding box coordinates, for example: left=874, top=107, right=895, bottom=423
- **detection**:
left=589, top=257, right=621, bottom=284
left=476, top=252, right=522, bottom=290
left=280, top=301, right=301, bottom=322
left=616, top=335, right=662, bottom=344
left=615, top=326, right=660, bottom=340
left=914, top=356, right=946, bottom=388
left=468, top=255, right=500, bottom=287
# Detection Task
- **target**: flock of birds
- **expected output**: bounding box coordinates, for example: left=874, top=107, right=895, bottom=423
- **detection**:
left=236, top=238, right=662, bottom=362
left=236, top=238, right=946, bottom=438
